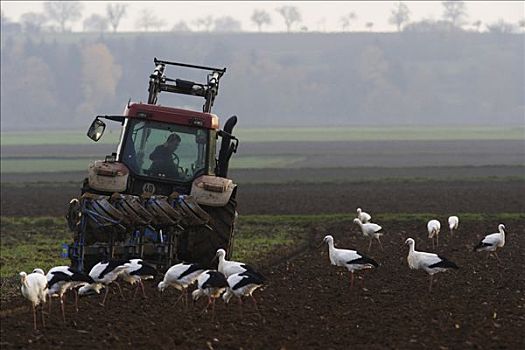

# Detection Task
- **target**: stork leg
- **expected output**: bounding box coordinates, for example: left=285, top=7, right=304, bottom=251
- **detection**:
left=48, top=296, right=52, bottom=313
left=60, top=294, right=66, bottom=323
left=494, top=251, right=501, bottom=264
left=140, top=280, right=147, bottom=298
left=114, top=282, right=125, bottom=300
left=368, top=237, right=373, bottom=252
left=376, top=236, right=384, bottom=251
left=32, top=303, right=37, bottom=331
left=238, top=297, right=243, bottom=316
left=74, top=289, right=79, bottom=313
left=250, top=295, right=260, bottom=312
left=431, top=237, right=435, bottom=250
left=40, top=304, right=46, bottom=328
left=180, top=287, right=188, bottom=310
left=211, top=298, right=217, bottom=322
left=100, top=286, right=110, bottom=306
left=350, top=271, right=354, bottom=288
left=428, top=274, right=434, bottom=293
left=436, top=235, right=439, bottom=248
left=200, top=297, right=212, bottom=315
left=133, top=284, right=139, bottom=299
left=173, top=291, right=184, bottom=306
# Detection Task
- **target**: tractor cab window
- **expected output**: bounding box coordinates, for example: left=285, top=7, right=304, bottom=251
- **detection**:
left=122, top=120, right=208, bottom=181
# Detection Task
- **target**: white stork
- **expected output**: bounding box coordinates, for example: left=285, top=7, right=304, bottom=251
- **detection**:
left=405, top=238, right=459, bottom=292
left=216, top=249, right=262, bottom=278
left=158, top=262, right=205, bottom=306
left=473, top=224, right=506, bottom=262
left=427, top=219, right=441, bottom=249
left=20, top=269, right=48, bottom=330
left=356, top=207, right=372, bottom=223
left=46, top=265, right=94, bottom=322
left=120, top=259, right=158, bottom=298
left=78, top=259, right=131, bottom=306
left=222, top=270, right=265, bottom=314
left=192, top=270, right=229, bottom=320
left=322, top=235, right=379, bottom=288
left=448, top=216, right=459, bottom=237
left=352, top=218, right=384, bottom=251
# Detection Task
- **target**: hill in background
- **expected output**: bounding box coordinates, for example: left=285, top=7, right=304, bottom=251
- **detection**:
left=1, top=31, right=523, bottom=131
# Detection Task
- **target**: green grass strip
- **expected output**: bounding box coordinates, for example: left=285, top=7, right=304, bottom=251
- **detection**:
left=1, top=213, right=523, bottom=277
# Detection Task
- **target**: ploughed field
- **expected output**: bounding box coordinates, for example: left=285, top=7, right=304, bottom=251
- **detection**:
left=1, top=173, right=524, bottom=349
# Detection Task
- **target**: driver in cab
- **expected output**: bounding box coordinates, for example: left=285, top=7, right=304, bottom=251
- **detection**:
left=149, top=132, right=181, bottom=177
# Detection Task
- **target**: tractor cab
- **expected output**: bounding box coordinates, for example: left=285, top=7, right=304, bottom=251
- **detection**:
left=85, top=58, right=238, bottom=197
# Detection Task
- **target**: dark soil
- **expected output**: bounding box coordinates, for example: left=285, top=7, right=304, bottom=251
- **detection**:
left=1, top=173, right=524, bottom=217
left=1, top=173, right=524, bottom=349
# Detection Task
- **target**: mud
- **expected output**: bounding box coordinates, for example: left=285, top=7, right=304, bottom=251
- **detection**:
left=1, top=175, right=524, bottom=349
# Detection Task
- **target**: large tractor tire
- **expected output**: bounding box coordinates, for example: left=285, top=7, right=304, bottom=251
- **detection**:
left=180, top=188, right=237, bottom=268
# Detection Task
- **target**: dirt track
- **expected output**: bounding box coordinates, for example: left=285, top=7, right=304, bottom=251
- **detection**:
left=1, top=175, right=524, bottom=349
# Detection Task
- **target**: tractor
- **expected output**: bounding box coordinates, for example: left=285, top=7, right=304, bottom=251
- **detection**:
left=65, top=58, right=239, bottom=273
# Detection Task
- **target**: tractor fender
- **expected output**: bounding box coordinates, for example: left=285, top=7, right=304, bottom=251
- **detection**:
left=88, top=160, right=129, bottom=193
left=190, top=175, right=236, bottom=207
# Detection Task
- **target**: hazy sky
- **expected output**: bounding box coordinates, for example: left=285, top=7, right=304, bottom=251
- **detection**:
left=1, top=1, right=524, bottom=32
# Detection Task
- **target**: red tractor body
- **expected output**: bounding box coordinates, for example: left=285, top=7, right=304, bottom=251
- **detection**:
left=66, top=59, right=239, bottom=272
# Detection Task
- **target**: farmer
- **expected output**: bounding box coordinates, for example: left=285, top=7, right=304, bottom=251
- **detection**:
left=149, top=132, right=181, bottom=177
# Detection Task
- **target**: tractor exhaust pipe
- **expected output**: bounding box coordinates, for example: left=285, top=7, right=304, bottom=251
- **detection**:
left=216, top=116, right=238, bottom=178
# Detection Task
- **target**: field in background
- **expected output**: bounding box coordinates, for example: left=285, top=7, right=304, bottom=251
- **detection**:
left=1, top=126, right=524, bottom=173
left=1, top=126, right=523, bottom=146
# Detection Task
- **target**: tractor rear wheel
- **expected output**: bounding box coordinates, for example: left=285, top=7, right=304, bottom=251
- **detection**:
left=179, top=188, right=237, bottom=268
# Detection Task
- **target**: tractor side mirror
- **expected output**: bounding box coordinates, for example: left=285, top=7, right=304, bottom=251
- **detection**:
left=87, top=118, right=106, bottom=142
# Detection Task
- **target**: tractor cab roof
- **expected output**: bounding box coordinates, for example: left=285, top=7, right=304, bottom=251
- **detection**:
left=125, top=102, right=219, bottom=130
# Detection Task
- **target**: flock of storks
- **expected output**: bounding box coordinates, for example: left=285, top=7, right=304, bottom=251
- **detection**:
left=19, top=207, right=506, bottom=330
left=324, top=208, right=506, bottom=292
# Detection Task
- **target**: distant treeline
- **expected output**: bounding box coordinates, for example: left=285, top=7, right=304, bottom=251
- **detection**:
left=0, top=31, right=523, bottom=131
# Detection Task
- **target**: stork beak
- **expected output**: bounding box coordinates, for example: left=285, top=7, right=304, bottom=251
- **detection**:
left=317, top=239, right=326, bottom=248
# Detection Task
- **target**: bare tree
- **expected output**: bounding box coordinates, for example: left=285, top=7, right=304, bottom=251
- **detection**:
left=1, top=10, right=22, bottom=33
left=519, top=19, right=525, bottom=32
left=20, top=12, right=48, bottom=33
left=193, top=15, right=213, bottom=32
left=389, top=2, right=410, bottom=32
left=404, top=19, right=455, bottom=32
left=106, top=3, right=128, bottom=33
left=77, top=43, right=122, bottom=116
left=213, top=16, right=242, bottom=32
left=366, top=22, right=374, bottom=32
left=172, top=20, right=191, bottom=32
left=1, top=10, right=8, bottom=24
left=275, top=5, right=301, bottom=32
left=43, top=1, right=83, bottom=32
left=251, top=9, right=271, bottom=32
left=83, top=14, right=109, bottom=33
left=340, top=12, right=357, bottom=32
left=441, top=1, right=468, bottom=28
left=472, top=20, right=482, bottom=32
left=486, top=19, right=517, bottom=34
left=135, top=8, right=165, bottom=32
